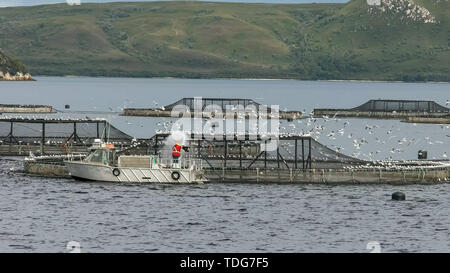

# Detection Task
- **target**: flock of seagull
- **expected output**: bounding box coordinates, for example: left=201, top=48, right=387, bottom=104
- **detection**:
left=138, top=98, right=450, bottom=162
left=278, top=106, right=448, bottom=161
left=1, top=99, right=449, bottom=164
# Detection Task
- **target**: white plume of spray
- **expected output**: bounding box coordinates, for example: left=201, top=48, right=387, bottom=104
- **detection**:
left=160, top=130, right=189, bottom=164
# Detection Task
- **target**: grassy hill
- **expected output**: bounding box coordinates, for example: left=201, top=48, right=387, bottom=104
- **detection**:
left=0, top=0, right=448, bottom=81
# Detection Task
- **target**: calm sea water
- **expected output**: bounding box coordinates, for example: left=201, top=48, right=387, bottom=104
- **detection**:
left=2, top=157, right=450, bottom=253
left=1, top=77, right=450, bottom=252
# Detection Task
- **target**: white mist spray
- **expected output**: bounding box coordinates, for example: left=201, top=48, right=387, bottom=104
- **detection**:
left=160, top=130, right=189, bottom=165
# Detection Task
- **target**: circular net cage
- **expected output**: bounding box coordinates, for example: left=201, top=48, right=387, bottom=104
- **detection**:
left=352, top=100, right=450, bottom=113
left=142, top=133, right=364, bottom=170
left=0, top=119, right=133, bottom=145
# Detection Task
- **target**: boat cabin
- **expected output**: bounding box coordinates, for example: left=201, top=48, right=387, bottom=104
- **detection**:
left=84, top=148, right=161, bottom=169
left=84, top=148, right=117, bottom=166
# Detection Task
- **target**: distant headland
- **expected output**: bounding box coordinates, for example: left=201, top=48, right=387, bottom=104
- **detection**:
left=0, top=72, right=35, bottom=81
left=0, top=49, right=34, bottom=81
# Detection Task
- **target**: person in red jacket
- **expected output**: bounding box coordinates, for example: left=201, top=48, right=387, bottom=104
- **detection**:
left=172, top=142, right=183, bottom=164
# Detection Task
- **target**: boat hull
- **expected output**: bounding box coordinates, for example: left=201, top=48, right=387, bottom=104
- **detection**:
left=65, top=161, right=204, bottom=183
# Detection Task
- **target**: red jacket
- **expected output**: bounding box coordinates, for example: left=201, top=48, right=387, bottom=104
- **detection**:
left=172, top=144, right=183, bottom=157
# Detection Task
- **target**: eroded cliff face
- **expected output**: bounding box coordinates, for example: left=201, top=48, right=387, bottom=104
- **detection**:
left=0, top=49, right=33, bottom=81
left=367, top=0, right=442, bottom=24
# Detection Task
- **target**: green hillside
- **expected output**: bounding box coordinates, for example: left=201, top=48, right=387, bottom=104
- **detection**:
left=0, top=0, right=448, bottom=81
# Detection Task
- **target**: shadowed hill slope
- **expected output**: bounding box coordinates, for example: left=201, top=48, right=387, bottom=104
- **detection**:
left=0, top=0, right=447, bottom=81
left=0, top=49, right=28, bottom=75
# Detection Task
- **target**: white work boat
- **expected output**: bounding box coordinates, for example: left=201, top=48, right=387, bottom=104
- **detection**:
left=64, top=143, right=205, bottom=183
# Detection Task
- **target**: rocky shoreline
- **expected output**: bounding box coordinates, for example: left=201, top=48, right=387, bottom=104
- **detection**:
left=0, top=72, right=35, bottom=81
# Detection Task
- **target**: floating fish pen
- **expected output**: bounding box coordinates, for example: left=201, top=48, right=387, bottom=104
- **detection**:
left=122, top=98, right=302, bottom=120
left=404, top=115, right=450, bottom=124
left=314, top=99, right=450, bottom=119
left=147, top=133, right=449, bottom=183
left=23, top=132, right=450, bottom=183
left=0, top=117, right=134, bottom=156
left=0, top=104, right=53, bottom=114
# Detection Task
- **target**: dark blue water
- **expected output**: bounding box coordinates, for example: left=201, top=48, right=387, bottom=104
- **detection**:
left=1, top=78, right=450, bottom=252
left=1, top=157, right=450, bottom=253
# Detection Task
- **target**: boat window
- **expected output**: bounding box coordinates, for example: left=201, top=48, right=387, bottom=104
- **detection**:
left=108, top=150, right=117, bottom=166
left=88, top=150, right=104, bottom=164
left=84, top=150, right=94, bottom=162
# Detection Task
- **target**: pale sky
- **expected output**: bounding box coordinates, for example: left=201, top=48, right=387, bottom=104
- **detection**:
left=0, top=0, right=348, bottom=8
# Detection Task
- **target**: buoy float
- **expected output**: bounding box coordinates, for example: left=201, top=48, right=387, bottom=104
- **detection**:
left=112, top=168, right=121, bottom=177
left=392, top=191, right=405, bottom=201
left=171, top=171, right=181, bottom=181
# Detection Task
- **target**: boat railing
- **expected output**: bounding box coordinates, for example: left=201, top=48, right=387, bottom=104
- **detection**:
left=158, top=157, right=203, bottom=170
left=57, top=153, right=87, bottom=162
